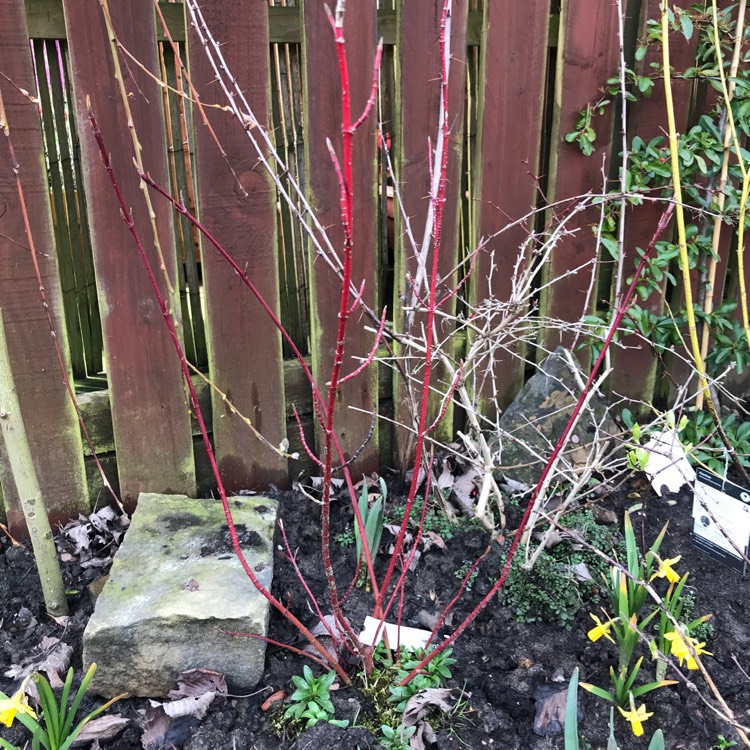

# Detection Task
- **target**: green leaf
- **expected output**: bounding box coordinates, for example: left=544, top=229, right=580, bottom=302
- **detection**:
left=679, top=13, right=693, bottom=40
left=648, top=729, right=665, bottom=750
left=631, top=679, right=678, bottom=699
left=579, top=682, right=615, bottom=702
left=601, top=236, right=620, bottom=260
left=564, top=668, right=579, bottom=750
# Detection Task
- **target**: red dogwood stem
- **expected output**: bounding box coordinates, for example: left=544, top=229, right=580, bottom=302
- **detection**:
left=140, top=168, right=381, bottom=611
left=375, top=0, right=454, bottom=614
left=319, top=2, right=383, bottom=635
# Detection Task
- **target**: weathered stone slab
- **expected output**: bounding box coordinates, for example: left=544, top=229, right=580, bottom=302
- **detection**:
left=494, top=347, right=617, bottom=486
left=83, top=493, right=277, bottom=697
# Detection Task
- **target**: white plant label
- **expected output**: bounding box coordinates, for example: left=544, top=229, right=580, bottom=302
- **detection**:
left=692, top=467, right=750, bottom=574
left=359, top=616, right=432, bottom=650
left=643, top=428, right=696, bottom=496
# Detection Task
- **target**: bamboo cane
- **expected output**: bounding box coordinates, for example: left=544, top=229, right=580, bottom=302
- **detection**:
left=0, top=308, right=68, bottom=617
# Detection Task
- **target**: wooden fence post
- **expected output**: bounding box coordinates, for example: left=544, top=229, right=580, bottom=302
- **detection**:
left=63, top=0, right=195, bottom=510
left=188, top=1, right=288, bottom=490
left=473, top=0, right=551, bottom=412
left=301, top=0, right=379, bottom=473
left=0, top=0, right=89, bottom=536
left=541, top=0, right=619, bottom=364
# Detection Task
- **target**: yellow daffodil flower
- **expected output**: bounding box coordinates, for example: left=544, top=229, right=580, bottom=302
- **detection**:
left=664, top=630, right=689, bottom=659
left=664, top=631, right=712, bottom=669
left=0, top=680, right=37, bottom=727
left=650, top=554, right=681, bottom=583
left=618, top=695, right=653, bottom=736
left=587, top=612, right=616, bottom=644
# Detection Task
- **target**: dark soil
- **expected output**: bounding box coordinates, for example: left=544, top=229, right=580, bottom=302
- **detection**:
left=1, top=478, right=749, bottom=750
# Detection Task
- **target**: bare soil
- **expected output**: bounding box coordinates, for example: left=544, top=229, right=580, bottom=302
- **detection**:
left=1, top=478, right=749, bottom=750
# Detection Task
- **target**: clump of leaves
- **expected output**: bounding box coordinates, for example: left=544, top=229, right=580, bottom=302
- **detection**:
left=453, top=561, right=479, bottom=591
left=388, top=647, right=456, bottom=713
left=283, top=666, right=348, bottom=730
left=500, top=510, right=619, bottom=626
left=387, top=498, right=481, bottom=540
left=358, top=644, right=459, bottom=747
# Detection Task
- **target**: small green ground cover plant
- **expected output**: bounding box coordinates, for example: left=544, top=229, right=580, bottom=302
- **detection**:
left=278, top=643, right=460, bottom=748
left=499, top=510, right=620, bottom=627
left=282, top=665, right=349, bottom=730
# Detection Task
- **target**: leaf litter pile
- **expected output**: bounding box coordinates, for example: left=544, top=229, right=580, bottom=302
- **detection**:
left=1, top=476, right=750, bottom=750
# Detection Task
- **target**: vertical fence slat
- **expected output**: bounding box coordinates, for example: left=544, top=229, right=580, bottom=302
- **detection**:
left=609, top=0, right=699, bottom=407
left=302, top=0, right=379, bottom=472
left=473, top=0, right=550, bottom=410
left=541, top=0, right=620, bottom=360
left=0, top=0, right=89, bottom=535
left=33, top=41, right=86, bottom=378
left=270, top=41, right=305, bottom=357
left=59, top=46, right=103, bottom=376
left=63, top=0, right=195, bottom=509
left=49, top=41, right=102, bottom=377
left=188, top=1, right=288, bottom=490
left=392, top=0, right=468, bottom=461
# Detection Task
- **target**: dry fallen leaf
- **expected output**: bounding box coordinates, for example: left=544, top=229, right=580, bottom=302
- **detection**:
left=436, top=462, right=455, bottom=492
left=4, top=636, right=72, bottom=687
left=533, top=685, right=571, bottom=736
left=71, top=715, right=128, bottom=746
left=168, top=669, right=227, bottom=700
left=422, top=531, right=446, bottom=552
left=451, top=468, right=481, bottom=513
left=161, top=692, right=215, bottom=720
left=402, top=687, right=457, bottom=727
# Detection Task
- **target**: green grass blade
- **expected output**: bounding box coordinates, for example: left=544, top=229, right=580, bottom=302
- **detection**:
left=564, top=668, right=579, bottom=750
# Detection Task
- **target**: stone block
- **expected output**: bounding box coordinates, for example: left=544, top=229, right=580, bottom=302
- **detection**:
left=83, top=493, right=277, bottom=697
left=494, top=347, right=617, bottom=486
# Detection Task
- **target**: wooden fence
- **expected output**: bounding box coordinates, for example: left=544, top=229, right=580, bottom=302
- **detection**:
left=0, top=0, right=746, bottom=535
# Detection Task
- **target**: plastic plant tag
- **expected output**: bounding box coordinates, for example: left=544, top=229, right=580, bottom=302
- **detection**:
left=358, top=616, right=432, bottom=649
left=692, top=467, right=750, bottom=573
left=642, top=429, right=696, bottom=497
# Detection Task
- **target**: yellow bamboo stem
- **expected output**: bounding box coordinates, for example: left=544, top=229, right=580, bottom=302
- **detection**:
left=695, top=0, right=750, bottom=409
left=98, top=0, right=177, bottom=300
left=661, top=3, right=712, bottom=405
left=710, top=0, right=750, bottom=347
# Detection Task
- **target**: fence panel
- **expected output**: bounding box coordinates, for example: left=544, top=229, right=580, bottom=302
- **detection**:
left=0, top=0, right=89, bottom=535
left=5, top=0, right=750, bottom=517
left=473, top=0, right=551, bottom=411
left=540, top=0, right=620, bottom=363
left=188, top=0, right=288, bottom=490
left=63, top=0, right=195, bottom=510
left=301, top=0, right=379, bottom=472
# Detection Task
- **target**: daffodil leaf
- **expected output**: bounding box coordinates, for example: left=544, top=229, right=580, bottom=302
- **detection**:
left=579, top=682, right=614, bottom=702
left=647, top=728, right=665, bottom=750
left=630, top=680, right=678, bottom=699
